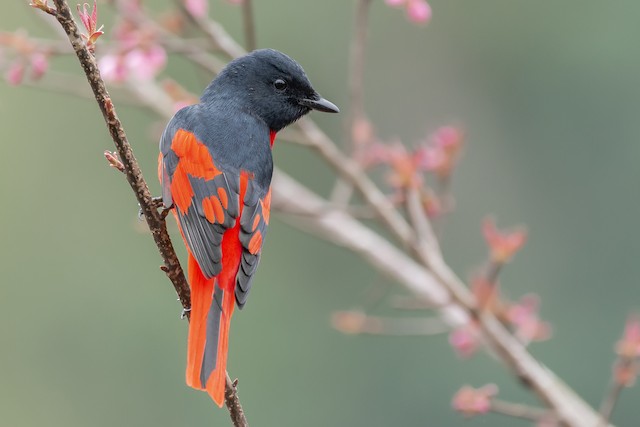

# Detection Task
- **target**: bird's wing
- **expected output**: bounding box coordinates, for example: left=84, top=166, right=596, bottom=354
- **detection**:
left=160, top=126, right=270, bottom=307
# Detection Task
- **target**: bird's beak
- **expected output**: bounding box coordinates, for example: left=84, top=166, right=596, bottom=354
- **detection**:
left=299, top=95, right=340, bottom=113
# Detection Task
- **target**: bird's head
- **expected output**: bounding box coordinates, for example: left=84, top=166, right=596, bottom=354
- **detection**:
left=203, top=49, right=339, bottom=131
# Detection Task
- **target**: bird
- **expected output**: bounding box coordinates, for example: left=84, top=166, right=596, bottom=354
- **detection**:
left=158, top=49, right=339, bottom=406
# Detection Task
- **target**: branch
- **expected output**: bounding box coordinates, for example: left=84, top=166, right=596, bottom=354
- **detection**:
left=44, top=2, right=248, bottom=426
left=491, top=399, right=553, bottom=422
left=173, top=0, right=245, bottom=59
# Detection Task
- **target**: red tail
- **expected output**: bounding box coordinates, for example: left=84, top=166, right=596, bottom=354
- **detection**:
left=185, top=221, right=242, bottom=406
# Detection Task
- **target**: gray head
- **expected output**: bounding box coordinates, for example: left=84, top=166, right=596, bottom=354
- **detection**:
left=202, top=49, right=339, bottom=131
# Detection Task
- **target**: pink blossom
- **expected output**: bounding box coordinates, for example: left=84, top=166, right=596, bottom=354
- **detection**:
left=449, top=323, right=480, bottom=358
left=184, top=0, right=208, bottom=18
left=616, top=314, right=640, bottom=359
left=482, top=217, right=527, bottom=264
left=452, top=384, right=498, bottom=417
left=99, top=44, right=167, bottom=83
left=385, top=141, right=422, bottom=189
left=98, top=54, right=128, bottom=83
left=5, top=60, right=24, bottom=85
left=416, top=125, right=464, bottom=178
left=386, top=0, right=432, bottom=25
left=125, top=45, right=167, bottom=80
left=406, top=0, right=432, bottom=25
left=507, top=294, right=552, bottom=343
left=30, top=52, right=48, bottom=80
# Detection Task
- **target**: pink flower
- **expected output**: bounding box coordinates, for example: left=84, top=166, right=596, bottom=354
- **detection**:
left=125, top=45, right=167, bottom=80
left=98, top=54, right=128, bottom=83
left=5, top=60, right=24, bottom=85
left=507, top=294, right=552, bottom=343
left=452, top=384, right=498, bottom=417
left=30, top=52, right=48, bottom=80
left=77, top=1, right=104, bottom=53
left=385, top=141, right=422, bottom=189
left=482, top=217, right=527, bottom=264
left=406, top=0, right=432, bottom=24
left=613, top=359, right=638, bottom=387
left=449, top=323, right=480, bottom=358
left=616, top=315, right=640, bottom=359
left=416, top=125, right=464, bottom=179
left=386, top=0, right=432, bottom=25
left=184, top=0, right=208, bottom=18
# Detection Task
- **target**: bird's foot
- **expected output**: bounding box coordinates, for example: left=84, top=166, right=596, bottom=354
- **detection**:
left=139, top=196, right=173, bottom=220
left=180, top=307, right=191, bottom=320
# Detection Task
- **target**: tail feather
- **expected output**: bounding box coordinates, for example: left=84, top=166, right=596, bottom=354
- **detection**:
left=183, top=175, right=246, bottom=406
left=186, top=254, right=214, bottom=390
left=185, top=252, right=236, bottom=407
left=204, top=287, right=235, bottom=405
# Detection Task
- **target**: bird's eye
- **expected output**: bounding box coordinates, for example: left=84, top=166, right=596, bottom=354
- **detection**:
left=273, top=79, right=287, bottom=91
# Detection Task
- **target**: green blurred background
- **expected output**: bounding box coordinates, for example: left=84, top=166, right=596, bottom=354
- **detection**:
left=2, top=1, right=640, bottom=426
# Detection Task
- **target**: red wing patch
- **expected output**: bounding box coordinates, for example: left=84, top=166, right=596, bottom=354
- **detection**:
left=170, top=129, right=223, bottom=215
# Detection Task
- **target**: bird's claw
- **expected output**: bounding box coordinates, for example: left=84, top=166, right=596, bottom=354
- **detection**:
left=138, top=196, right=173, bottom=220
left=180, top=307, right=192, bottom=319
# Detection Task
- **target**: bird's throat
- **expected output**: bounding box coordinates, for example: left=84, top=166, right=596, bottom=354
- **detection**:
left=269, top=130, right=277, bottom=148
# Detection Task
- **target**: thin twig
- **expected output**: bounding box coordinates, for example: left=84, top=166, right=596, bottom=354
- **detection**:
left=405, top=186, right=440, bottom=253
left=4, top=69, right=146, bottom=106
left=390, top=295, right=441, bottom=311
left=331, top=0, right=372, bottom=206
left=173, top=0, right=245, bottom=59
left=598, top=380, right=623, bottom=427
left=43, top=2, right=248, bottom=426
left=225, top=374, right=248, bottom=426
left=240, top=0, right=256, bottom=51
left=332, top=310, right=449, bottom=336
left=346, top=0, right=371, bottom=139
left=491, top=399, right=553, bottom=422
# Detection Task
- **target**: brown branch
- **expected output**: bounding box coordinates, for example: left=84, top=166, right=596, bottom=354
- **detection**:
left=43, top=2, right=248, bottom=426
left=240, top=0, right=256, bottom=51
left=225, top=374, right=248, bottom=426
